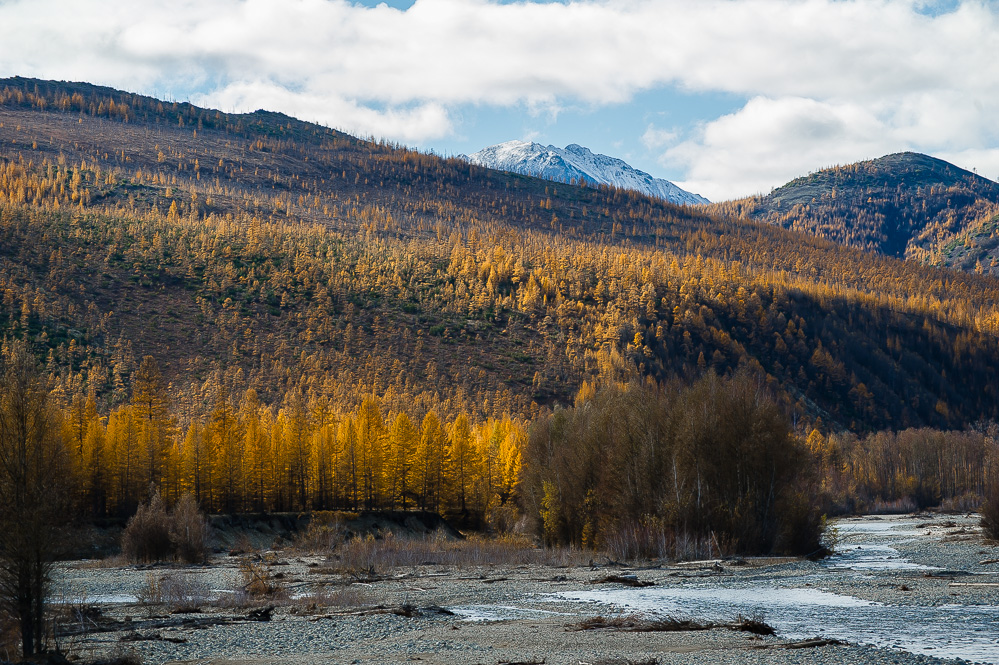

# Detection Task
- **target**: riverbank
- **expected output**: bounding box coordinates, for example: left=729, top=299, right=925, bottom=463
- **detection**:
left=51, top=513, right=997, bottom=665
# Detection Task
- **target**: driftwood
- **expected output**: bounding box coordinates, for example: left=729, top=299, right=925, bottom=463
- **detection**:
left=568, top=615, right=774, bottom=636
left=339, top=603, right=455, bottom=618
left=247, top=605, right=275, bottom=621
left=120, top=630, right=188, bottom=644
left=755, top=637, right=844, bottom=650
left=590, top=574, right=655, bottom=587
left=59, top=615, right=231, bottom=638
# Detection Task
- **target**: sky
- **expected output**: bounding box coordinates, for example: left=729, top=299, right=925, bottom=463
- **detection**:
left=1, top=0, right=998, bottom=201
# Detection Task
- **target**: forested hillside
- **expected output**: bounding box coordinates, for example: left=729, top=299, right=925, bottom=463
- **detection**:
left=710, top=152, right=999, bottom=274
left=2, top=77, right=999, bottom=437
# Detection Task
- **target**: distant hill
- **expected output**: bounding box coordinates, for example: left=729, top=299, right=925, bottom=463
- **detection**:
left=710, top=152, right=999, bottom=274
left=465, top=140, right=709, bottom=205
left=2, top=77, right=999, bottom=432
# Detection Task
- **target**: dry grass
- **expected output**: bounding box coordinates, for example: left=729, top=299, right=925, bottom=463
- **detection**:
left=73, top=554, right=129, bottom=570
left=601, top=523, right=721, bottom=562
left=869, top=497, right=919, bottom=515
left=938, top=492, right=982, bottom=513
left=290, top=585, right=371, bottom=612
left=332, top=532, right=582, bottom=574
left=137, top=572, right=211, bottom=612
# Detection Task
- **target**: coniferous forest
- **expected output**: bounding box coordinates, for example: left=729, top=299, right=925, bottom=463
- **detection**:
left=1, top=77, right=999, bottom=554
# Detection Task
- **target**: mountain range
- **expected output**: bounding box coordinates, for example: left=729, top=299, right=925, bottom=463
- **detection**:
left=465, top=140, right=709, bottom=206
left=1, top=77, right=998, bottom=434
left=709, top=152, right=999, bottom=275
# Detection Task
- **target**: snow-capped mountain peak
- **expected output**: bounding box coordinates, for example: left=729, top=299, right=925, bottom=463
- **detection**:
left=465, top=140, right=708, bottom=205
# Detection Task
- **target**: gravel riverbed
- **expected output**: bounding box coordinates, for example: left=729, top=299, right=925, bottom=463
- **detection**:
left=51, top=514, right=998, bottom=665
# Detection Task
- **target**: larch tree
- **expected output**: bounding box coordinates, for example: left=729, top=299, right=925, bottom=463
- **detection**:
left=415, top=410, right=446, bottom=511
left=448, top=413, right=475, bottom=516
left=355, top=398, right=385, bottom=509
left=131, top=356, right=173, bottom=494
left=0, top=340, right=72, bottom=656
left=386, top=412, right=416, bottom=509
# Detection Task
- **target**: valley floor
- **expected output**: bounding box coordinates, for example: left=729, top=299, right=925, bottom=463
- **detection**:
left=52, top=514, right=998, bottom=665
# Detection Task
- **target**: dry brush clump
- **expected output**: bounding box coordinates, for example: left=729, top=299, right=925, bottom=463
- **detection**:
left=330, top=531, right=578, bottom=574
left=293, top=511, right=353, bottom=553
left=296, top=585, right=369, bottom=608
left=121, top=491, right=210, bottom=564
left=137, top=572, right=212, bottom=612
left=600, top=520, right=721, bottom=562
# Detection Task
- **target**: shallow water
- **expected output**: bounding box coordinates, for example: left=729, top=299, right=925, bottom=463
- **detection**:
left=825, top=542, right=939, bottom=571
left=551, top=516, right=999, bottom=664
left=449, top=604, right=568, bottom=622
left=554, top=586, right=999, bottom=663
left=54, top=593, right=140, bottom=604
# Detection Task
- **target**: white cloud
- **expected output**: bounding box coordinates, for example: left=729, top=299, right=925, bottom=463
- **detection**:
left=641, top=125, right=678, bottom=150
left=0, top=0, right=998, bottom=197
left=667, top=97, right=896, bottom=200
left=193, top=80, right=453, bottom=142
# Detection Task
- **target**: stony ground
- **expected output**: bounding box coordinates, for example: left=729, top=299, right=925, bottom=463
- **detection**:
left=51, top=514, right=998, bottom=665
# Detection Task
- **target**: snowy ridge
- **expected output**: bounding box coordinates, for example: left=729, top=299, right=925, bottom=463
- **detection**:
left=464, top=140, right=708, bottom=205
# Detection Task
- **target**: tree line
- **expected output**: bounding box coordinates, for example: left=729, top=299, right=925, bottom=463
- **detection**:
left=61, top=356, right=523, bottom=524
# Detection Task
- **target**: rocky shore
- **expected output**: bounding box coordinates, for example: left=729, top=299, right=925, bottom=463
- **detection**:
left=51, top=514, right=997, bottom=665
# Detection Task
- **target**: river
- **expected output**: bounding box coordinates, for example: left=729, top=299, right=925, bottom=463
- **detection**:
left=551, top=515, right=999, bottom=663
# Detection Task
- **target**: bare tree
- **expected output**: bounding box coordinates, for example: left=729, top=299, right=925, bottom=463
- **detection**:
left=0, top=339, right=70, bottom=656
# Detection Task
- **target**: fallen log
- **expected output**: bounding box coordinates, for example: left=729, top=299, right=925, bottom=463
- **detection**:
left=590, top=574, right=655, bottom=587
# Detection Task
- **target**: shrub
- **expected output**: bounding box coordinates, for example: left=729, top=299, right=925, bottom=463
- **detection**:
left=939, top=492, right=982, bottom=513
left=292, top=585, right=369, bottom=611
left=121, top=491, right=173, bottom=563
left=159, top=573, right=211, bottom=612
left=869, top=497, right=918, bottom=515
left=122, top=491, right=210, bottom=563
left=138, top=572, right=210, bottom=612
left=486, top=504, right=522, bottom=535
left=295, top=511, right=347, bottom=553
left=170, top=494, right=210, bottom=564
left=238, top=560, right=286, bottom=599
